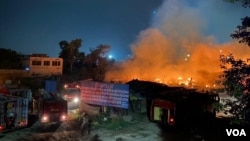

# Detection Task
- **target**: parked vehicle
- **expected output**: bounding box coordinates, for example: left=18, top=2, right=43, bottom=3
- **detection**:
left=0, top=84, right=33, bottom=113
left=38, top=89, right=68, bottom=124
left=61, top=82, right=80, bottom=104
left=150, top=91, right=220, bottom=127
left=0, top=93, right=29, bottom=133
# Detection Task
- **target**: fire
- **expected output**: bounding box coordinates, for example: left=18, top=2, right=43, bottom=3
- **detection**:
left=105, top=0, right=250, bottom=91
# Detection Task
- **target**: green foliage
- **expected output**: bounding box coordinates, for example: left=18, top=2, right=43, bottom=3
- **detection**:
left=226, top=95, right=250, bottom=125
left=92, top=110, right=138, bottom=130
left=93, top=115, right=125, bottom=130
left=212, top=102, right=224, bottom=112
left=105, top=118, right=127, bottom=130
left=219, top=54, right=250, bottom=125
left=220, top=54, right=249, bottom=96
left=130, top=95, right=138, bottom=101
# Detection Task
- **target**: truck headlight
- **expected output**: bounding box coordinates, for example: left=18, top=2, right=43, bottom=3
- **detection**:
left=73, top=97, right=79, bottom=103
left=41, top=115, right=49, bottom=122
left=61, top=114, right=67, bottom=121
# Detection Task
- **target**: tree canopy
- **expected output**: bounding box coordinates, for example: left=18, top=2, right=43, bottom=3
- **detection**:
left=231, top=16, right=250, bottom=46
left=0, top=48, right=23, bottom=69
left=225, top=0, right=250, bottom=46
left=59, top=39, right=82, bottom=73
left=225, top=0, right=250, bottom=8
left=219, top=0, right=250, bottom=125
left=85, top=44, right=111, bottom=81
left=58, top=39, right=114, bottom=81
left=220, top=54, right=250, bottom=125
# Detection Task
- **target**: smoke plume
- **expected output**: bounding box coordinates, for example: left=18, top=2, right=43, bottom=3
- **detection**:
left=105, top=0, right=250, bottom=90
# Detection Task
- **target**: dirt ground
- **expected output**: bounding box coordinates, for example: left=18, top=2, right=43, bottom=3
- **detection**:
left=1, top=107, right=249, bottom=141
left=0, top=112, right=161, bottom=141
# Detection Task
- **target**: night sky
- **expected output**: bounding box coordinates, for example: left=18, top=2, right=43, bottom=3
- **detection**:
left=1, top=0, right=250, bottom=61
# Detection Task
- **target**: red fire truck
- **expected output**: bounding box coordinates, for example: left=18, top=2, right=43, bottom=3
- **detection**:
left=61, top=82, right=80, bottom=105
left=0, top=84, right=33, bottom=113
left=150, top=91, right=220, bottom=127
left=0, top=93, right=29, bottom=133
left=37, top=89, right=68, bottom=124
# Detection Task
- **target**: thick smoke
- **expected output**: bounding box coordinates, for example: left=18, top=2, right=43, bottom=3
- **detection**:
left=105, top=0, right=250, bottom=90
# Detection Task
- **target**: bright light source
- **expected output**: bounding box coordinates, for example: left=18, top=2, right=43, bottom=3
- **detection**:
left=41, top=115, right=49, bottom=122
left=73, top=97, right=79, bottom=103
left=64, top=84, right=68, bottom=89
left=63, top=94, right=68, bottom=100
left=43, top=116, right=48, bottom=120
left=154, top=78, right=162, bottom=83
left=177, top=76, right=182, bottom=80
left=61, top=115, right=67, bottom=121
left=169, top=117, right=175, bottom=125
left=170, top=117, right=174, bottom=122
left=108, top=55, right=113, bottom=59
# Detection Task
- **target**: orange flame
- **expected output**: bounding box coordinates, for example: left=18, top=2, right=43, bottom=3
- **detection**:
left=105, top=0, right=250, bottom=91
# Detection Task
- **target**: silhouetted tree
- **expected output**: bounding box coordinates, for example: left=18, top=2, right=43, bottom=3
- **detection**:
left=231, top=16, right=250, bottom=46
left=219, top=0, right=250, bottom=125
left=220, top=54, right=250, bottom=125
left=224, top=0, right=250, bottom=46
left=85, top=44, right=111, bottom=81
left=0, top=48, right=23, bottom=69
left=74, top=52, right=85, bottom=69
left=59, top=39, right=82, bottom=74
left=225, top=0, right=250, bottom=8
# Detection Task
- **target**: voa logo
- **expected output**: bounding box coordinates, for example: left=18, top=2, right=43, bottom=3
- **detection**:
left=226, top=129, right=246, bottom=136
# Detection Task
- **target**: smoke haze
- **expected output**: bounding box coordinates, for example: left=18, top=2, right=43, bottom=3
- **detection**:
left=105, top=0, right=250, bottom=90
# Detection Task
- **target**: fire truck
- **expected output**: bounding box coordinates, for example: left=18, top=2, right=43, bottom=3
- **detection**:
left=0, top=93, right=29, bottom=133
left=0, top=84, right=32, bottom=101
left=61, top=82, right=80, bottom=105
left=149, top=91, right=220, bottom=127
left=37, top=89, right=68, bottom=124
left=0, top=84, right=33, bottom=113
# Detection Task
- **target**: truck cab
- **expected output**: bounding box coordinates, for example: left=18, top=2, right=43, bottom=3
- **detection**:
left=150, top=92, right=220, bottom=128
left=61, top=88, right=80, bottom=103
left=61, top=83, right=80, bottom=109
left=38, top=89, right=68, bottom=124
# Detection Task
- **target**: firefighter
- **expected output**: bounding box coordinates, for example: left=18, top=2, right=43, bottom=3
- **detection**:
left=80, top=113, right=91, bottom=135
